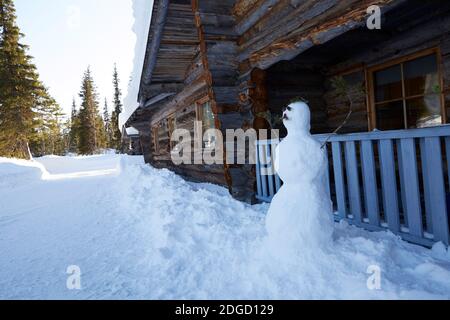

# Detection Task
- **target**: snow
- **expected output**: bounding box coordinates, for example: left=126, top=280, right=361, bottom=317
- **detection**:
left=0, top=158, right=49, bottom=188
left=119, top=0, right=154, bottom=129
left=266, top=102, right=334, bottom=257
left=126, top=126, right=139, bottom=136
left=0, top=154, right=450, bottom=299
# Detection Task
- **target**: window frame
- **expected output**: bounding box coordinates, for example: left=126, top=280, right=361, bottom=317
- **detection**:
left=167, top=114, right=177, bottom=151
left=195, top=96, right=214, bottom=122
left=367, top=47, right=446, bottom=131
left=151, top=125, right=159, bottom=154
left=195, top=97, right=217, bottom=149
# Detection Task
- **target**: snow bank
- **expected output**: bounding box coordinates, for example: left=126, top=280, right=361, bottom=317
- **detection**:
left=0, top=154, right=449, bottom=299
left=36, top=154, right=122, bottom=175
left=0, top=158, right=48, bottom=189
left=115, top=157, right=450, bottom=299
left=120, top=0, right=154, bottom=129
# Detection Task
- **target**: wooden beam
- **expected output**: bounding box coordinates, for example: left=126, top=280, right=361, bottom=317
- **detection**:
left=142, top=0, right=170, bottom=85
left=144, top=93, right=176, bottom=108
left=149, top=77, right=208, bottom=125
left=244, top=0, right=399, bottom=70
left=234, top=0, right=279, bottom=35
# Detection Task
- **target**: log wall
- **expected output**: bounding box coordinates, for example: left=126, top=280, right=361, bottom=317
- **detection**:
left=129, top=0, right=450, bottom=203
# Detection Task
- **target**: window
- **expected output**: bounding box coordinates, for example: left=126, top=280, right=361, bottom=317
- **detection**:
left=196, top=98, right=216, bottom=148
left=158, top=120, right=169, bottom=152
left=369, top=49, right=444, bottom=130
left=168, top=115, right=177, bottom=150
left=151, top=126, right=159, bottom=153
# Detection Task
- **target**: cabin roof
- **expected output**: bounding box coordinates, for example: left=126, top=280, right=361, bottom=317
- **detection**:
left=138, top=0, right=198, bottom=103
left=125, top=0, right=404, bottom=129
left=125, top=0, right=198, bottom=129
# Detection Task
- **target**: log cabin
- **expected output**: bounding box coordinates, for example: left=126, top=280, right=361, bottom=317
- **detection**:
left=121, top=126, right=143, bottom=155
left=124, top=0, right=450, bottom=246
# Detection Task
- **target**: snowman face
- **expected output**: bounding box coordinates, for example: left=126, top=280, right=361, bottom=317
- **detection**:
left=282, top=101, right=311, bottom=134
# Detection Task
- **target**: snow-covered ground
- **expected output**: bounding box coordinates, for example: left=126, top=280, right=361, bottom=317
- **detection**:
left=0, top=154, right=449, bottom=300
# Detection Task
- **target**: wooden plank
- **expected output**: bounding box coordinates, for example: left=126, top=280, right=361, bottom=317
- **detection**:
left=378, top=139, right=400, bottom=233
left=271, top=142, right=282, bottom=192
left=445, top=137, right=450, bottom=190
left=331, top=142, right=347, bottom=219
left=396, top=140, right=408, bottom=226
left=360, top=140, right=380, bottom=226
left=422, top=137, right=449, bottom=244
left=399, top=138, right=423, bottom=237
left=255, top=142, right=263, bottom=200
left=420, top=138, right=433, bottom=233
left=238, top=0, right=341, bottom=60
left=258, top=144, right=269, bottom=198
left=345, top=141, right=363, bottom=224
left=314, top=125, right=450, bottom=143
left=142, top=0, right=170, bottom=85
left=323, top=144, right=332, bottom=200
left=266, top=143, right=275, bottom=197
left=234, top=0, right=279, bottom=35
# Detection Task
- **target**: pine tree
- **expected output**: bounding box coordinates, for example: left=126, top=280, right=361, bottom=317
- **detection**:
left=78, top=67, right=102, bottom=155
left=96, top=112, right=107, bottom=151
left=29, top=89, right=65, bottom=156
left=0, top=0, right=55, bottom=159
left=110, top=64, right=122, bottom=151
left=103, top=98, right=112, bottom=148
left=68, top=98, right=79, bottom=153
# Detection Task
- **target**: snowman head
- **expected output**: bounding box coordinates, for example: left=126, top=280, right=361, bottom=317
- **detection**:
left=282, top=101, right=311, bottom=135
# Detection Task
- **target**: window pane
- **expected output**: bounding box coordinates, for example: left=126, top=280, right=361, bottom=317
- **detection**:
left=404, top=54, right=439, bottom=97
left=376, top=101, right=405, bottom=130
left=406, top=95, right=442, bottom=128
left=202, top=102, right=215, bottom=130
left=202, top=102, right=216, bottom=148
left=374, top=65, right=402, bottom=102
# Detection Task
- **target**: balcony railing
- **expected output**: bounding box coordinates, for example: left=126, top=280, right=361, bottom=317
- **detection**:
left=255, top=126, right=450, bottom=247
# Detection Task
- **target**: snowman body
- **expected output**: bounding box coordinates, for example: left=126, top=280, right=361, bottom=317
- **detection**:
left=265, top=102, right=334, bottom=255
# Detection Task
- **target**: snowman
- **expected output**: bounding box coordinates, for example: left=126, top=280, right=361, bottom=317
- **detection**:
left=265, top=101, right=334, bottom=257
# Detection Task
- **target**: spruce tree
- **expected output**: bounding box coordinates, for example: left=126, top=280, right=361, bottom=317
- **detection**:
left=0, top=0, right=55, bottom=159
left=29, top=89, right=65, bottom=156
left=103, top=98, right=112, bottom=148
left=95, top=111, right=107, bottom=151
left=110, top=64, right=122, bottom=150
left=78, top=67, right=101, bottom=155
left=68, top=98, right=79, bottom=153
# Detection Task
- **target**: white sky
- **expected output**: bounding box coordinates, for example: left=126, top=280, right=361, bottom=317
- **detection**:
left=15, top=0, right=136, bottom=118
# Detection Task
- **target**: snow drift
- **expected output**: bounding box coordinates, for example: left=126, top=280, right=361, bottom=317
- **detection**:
left=0, top=158, right=48, bottom=189
left=0, top=154, right=449, bottom=299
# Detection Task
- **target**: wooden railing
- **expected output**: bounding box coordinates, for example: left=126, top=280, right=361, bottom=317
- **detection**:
left=255, top=139, right=282, bottom=203
left=255, top=126, right=450, bottom=247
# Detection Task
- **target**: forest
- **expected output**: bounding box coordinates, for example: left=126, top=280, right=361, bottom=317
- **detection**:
left=0, top=0, right=123, bottom=159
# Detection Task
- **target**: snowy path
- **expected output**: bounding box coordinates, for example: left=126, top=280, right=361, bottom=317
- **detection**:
left=0, top=155, right=449, bottom=299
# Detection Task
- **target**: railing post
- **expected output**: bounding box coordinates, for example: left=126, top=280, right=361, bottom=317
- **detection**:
left=398, top=138, right=422, bottom=237
left=332, top=142, right=347, bottom=219
left=378, top=139, right=400, bottom=233
left=421, top=137, right=449, bottom=245
left=360, top=140, right=380, bottom=226
left=345, top=141, right=363, bottom=225
left=255, top=140, right=263, bottom=200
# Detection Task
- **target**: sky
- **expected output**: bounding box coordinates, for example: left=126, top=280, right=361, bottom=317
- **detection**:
left=14, top=0, right=136, bottom=118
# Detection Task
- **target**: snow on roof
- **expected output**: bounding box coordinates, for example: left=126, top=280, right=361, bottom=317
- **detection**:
left=119, top=0, right=154, bottom=130
left=126, top=126, right=139, bottom=136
